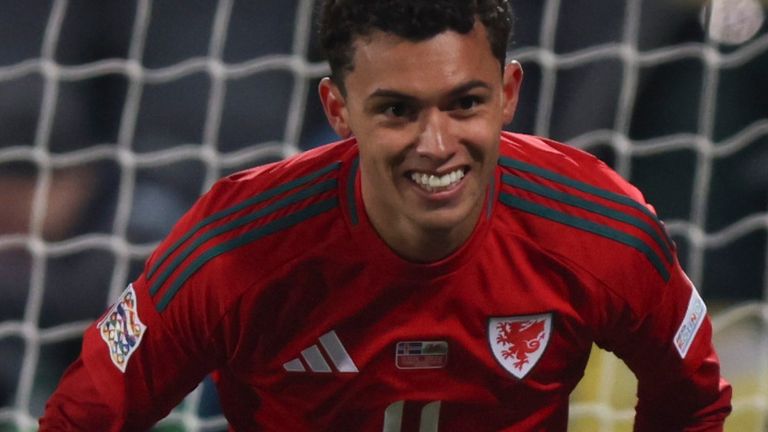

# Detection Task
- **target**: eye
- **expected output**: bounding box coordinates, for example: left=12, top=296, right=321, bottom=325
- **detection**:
left=378, top=101, right=419, bottom=122
left=383, top=102, right=410, bottom=118
left=455, top=95, right=482, bottom=111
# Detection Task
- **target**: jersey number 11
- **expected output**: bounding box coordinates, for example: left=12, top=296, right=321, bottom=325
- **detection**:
left=382, top=400, right=441, bottom=432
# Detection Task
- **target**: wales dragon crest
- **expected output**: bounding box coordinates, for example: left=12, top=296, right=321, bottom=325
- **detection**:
left=488, top=313, right=552, bottom=379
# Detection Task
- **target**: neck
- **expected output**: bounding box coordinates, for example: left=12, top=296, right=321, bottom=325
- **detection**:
left=384, top=226, right=474, bottom=263
left=362, top=185, right=484, bottom=264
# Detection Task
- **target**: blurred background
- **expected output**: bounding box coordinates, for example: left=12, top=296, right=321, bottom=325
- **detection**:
left=0, top=0, right=765, bottom=430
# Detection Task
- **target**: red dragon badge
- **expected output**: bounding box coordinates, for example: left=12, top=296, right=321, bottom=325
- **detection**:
left=488, top=314, right=552, bottom=379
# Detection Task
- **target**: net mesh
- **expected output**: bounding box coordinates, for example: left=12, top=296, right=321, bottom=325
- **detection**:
left=0, top=0, right=765, bottom=430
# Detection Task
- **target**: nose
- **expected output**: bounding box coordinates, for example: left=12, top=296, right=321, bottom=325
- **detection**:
left=415, top=109, right=455, bottom=160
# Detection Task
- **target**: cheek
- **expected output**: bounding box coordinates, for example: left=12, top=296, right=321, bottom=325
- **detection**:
left=459, top=120, right=501, bottom=160
left=359, top=138, right=407, bottom=177
left=367, top=131, right=413, bottom=163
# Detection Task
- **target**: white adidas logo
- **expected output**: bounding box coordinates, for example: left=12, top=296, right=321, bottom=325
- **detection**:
left=283, top=330, right=359, bottom=373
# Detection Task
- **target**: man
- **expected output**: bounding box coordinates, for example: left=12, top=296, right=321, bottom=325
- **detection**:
left=41, top=1, right=732, bottom=430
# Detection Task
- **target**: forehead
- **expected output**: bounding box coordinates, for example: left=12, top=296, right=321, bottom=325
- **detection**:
left=345, top=23, right=501, bottom=97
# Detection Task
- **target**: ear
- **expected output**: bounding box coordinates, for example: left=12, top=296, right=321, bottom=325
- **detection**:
left=501, top=61, right=523, bottom=125
left=318, top=77, right=352, bottom=138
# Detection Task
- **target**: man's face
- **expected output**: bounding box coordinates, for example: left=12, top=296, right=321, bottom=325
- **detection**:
left=321, top=22, right=522, bottom=247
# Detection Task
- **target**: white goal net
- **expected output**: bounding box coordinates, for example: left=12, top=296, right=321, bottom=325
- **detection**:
left=0, top=0, right=765, bottom=431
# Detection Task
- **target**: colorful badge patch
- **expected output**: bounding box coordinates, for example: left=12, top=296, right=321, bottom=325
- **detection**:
left=674, top=286, right=707, bottom=358
left=97, top=284, right=147, bottom=373
left=489, top=313, right=552, bottom=379
left=395, top=341, right=448, bottom=369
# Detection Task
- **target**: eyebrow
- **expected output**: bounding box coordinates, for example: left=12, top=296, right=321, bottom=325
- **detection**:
left=367, top=80, right=491, bottom=102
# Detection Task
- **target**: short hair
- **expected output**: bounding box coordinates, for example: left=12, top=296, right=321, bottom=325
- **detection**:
left=318, top=0, right=514, bottom=93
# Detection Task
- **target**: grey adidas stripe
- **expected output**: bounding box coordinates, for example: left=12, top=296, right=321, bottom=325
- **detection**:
left=319, top=330, right=359, bottom=373
left=282, top=358, right=305, bottom=372
left=287, top=330, right=359, bottom=373
left=301, top=345, right=332, bottom=372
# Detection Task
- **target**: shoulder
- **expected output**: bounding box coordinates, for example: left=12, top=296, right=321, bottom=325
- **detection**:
left=212, top=138, right=356, bottom=206
left=141, top=139, right=357, bottom=314
left=166, top=139, right=356, bottom=251
left=498, top=132, right=647, bottom=201
left=495, top=132, right=676, bottom=299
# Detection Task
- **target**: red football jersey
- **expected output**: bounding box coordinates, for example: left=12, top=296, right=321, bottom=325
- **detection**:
left=40, top=133, right=731, bottom=431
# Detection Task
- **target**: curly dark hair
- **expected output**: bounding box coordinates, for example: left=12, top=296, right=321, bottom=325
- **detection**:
left=319, top=0, right=513, bottom=93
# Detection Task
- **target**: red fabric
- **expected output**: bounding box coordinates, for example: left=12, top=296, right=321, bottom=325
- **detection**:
left=40, top=134, right=731, bottom=431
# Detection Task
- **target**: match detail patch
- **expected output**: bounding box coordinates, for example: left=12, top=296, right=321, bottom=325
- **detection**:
left=489, top=313, right=552, bottom=379
left=98, top=284, right=147, bottom=372
left=395, top=341, right=448, bottom=369
left=674, top=286, right=707, bottom=359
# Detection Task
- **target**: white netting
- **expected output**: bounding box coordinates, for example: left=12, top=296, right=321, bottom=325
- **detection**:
left=0, top=0, right=765, bottom=431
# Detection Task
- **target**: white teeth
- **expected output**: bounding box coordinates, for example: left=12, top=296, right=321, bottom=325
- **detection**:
left=410, top=168, right=465, bottom=192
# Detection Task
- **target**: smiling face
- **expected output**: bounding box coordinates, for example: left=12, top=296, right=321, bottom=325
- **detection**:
left=319, top=22, right=522, bottom=261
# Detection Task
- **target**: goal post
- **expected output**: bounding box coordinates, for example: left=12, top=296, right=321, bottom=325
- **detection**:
left=0, top=0, right=766, bottom=431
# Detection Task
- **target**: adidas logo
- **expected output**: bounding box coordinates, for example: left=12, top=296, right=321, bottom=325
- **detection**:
left=283, top=330, right=359, bottom=373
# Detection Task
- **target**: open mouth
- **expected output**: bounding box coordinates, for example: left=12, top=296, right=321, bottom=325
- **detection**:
left=408, top=167, right=467, bottom=193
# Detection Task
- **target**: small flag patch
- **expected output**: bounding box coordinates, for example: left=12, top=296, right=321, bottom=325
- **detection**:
left=395, top=341, right=448, bottom=369
left=97, top=284, right=147, bottom=373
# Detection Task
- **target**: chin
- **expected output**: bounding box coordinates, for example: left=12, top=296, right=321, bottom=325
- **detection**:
left=414, top=208, right=475, bottom=233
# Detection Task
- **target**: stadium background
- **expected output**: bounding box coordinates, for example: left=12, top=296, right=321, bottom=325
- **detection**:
left=0, top=0, right=765, bottom=430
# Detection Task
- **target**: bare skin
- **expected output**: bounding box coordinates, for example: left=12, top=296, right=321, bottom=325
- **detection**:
left=320, top=22, right=522, bottom=262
